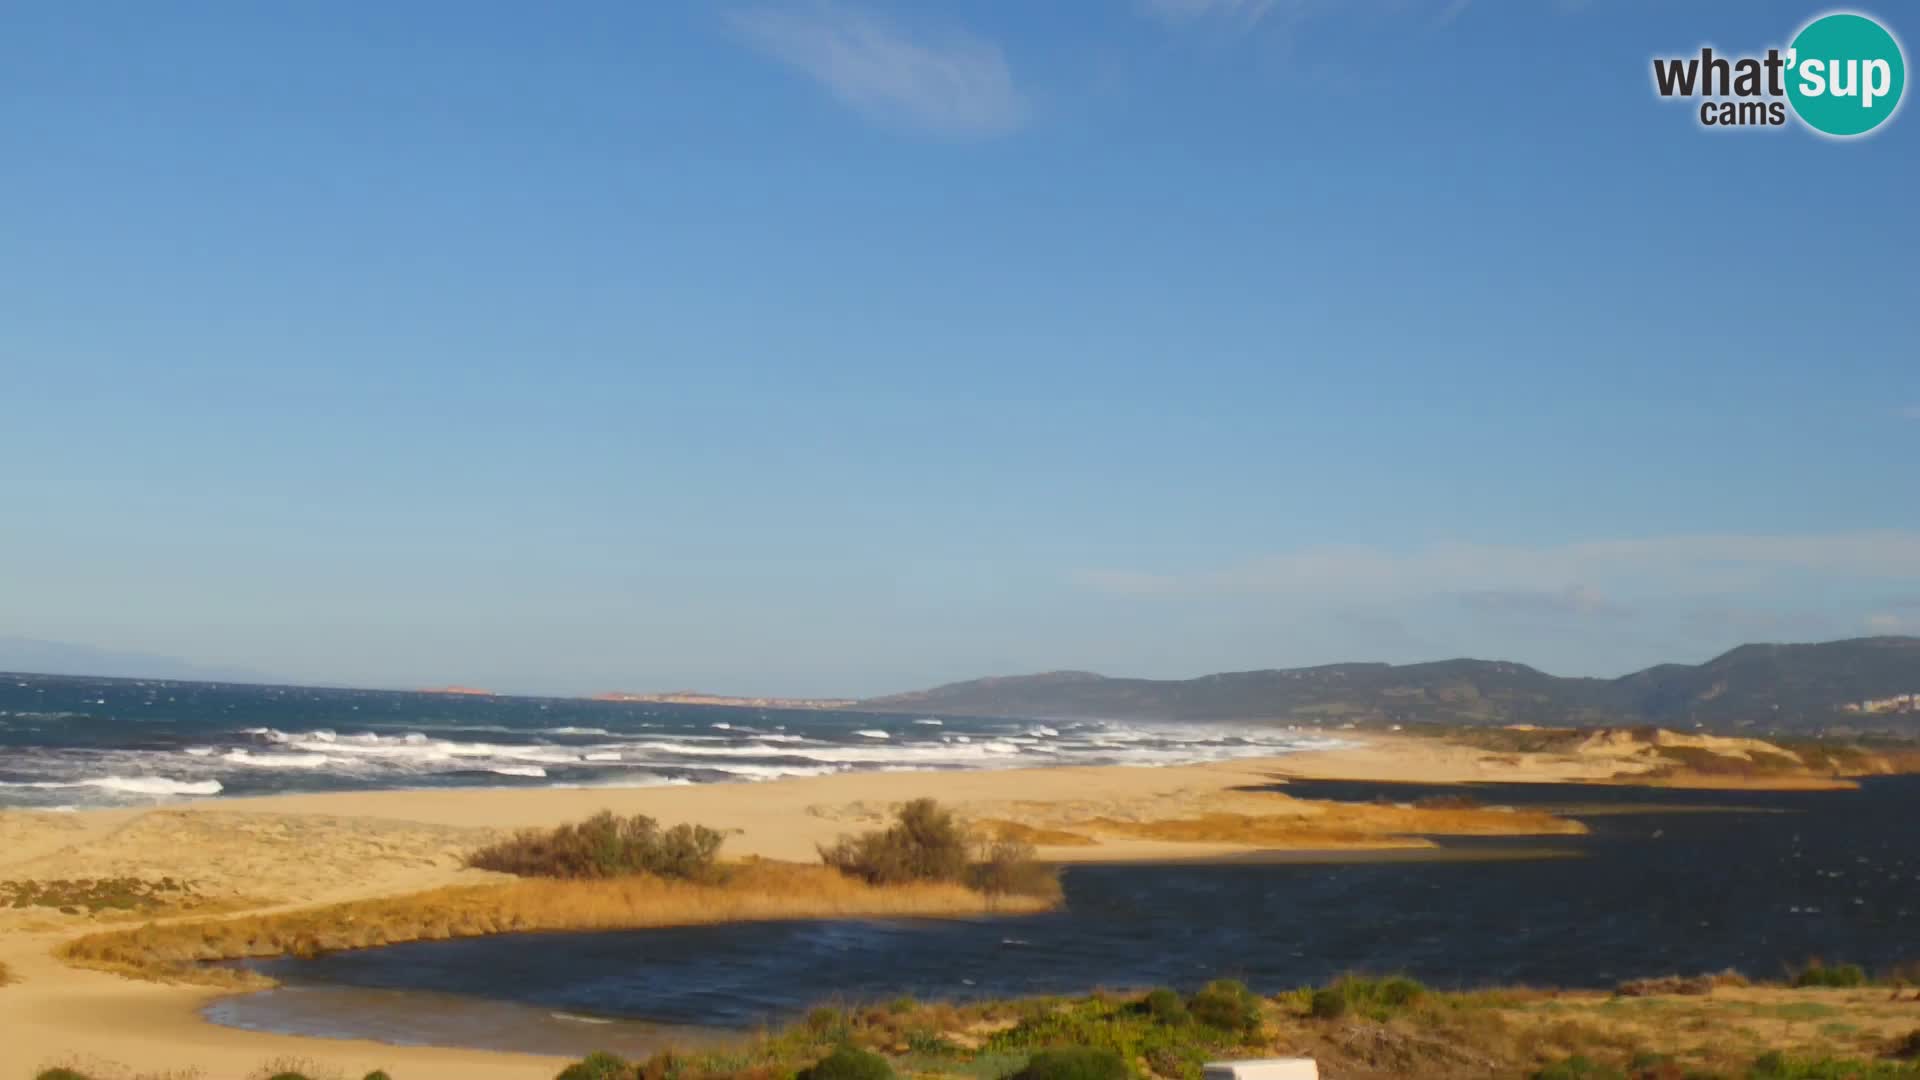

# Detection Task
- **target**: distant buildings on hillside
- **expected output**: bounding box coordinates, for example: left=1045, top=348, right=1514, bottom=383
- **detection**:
left=1840, top=693, right=1919, bottom=715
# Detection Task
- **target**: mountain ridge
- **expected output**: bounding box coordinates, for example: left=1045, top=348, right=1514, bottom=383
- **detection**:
left=858, top=636, right=1920, bottom=736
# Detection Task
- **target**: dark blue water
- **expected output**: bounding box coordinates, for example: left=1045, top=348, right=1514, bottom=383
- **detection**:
left=214, top=777, right=1920, bottom=1053
left=0, top=673, right=1339, bottom=807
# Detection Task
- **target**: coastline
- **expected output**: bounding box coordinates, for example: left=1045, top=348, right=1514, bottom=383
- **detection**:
left=0, top=733, right=1879, bottom=1080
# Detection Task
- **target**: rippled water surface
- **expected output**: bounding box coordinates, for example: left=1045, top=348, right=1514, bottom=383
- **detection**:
left=214, top=777, right=1920, bottom=1054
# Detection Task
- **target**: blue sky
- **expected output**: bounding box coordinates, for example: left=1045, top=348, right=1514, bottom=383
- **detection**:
left=3, top=0, right=1916, bottom=696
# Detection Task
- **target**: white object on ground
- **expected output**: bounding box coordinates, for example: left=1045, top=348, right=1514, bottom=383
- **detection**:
left=1203, top=1059, right=1319, bottom=1080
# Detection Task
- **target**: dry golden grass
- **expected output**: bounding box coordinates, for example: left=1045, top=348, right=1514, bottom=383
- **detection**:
left=972, top=819, right=1099, bottom=847
left=58, top=860, right=1054, bottom=986
left=1078, top=801, right=1584, bottom=848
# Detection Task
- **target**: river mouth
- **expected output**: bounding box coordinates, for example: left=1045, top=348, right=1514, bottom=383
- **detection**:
left=203, top=778, right=1920, bottom=1057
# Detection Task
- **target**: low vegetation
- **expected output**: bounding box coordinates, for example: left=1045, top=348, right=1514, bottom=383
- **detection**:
left=467, top=811, right=727, bottom=881
left=819, top=799, right=1061, bottom=902
left=25, top=974, right=1920, bottom=1080
left=33, top=1068, right=395, bottom=1080
left=1792, top=962, right=1870, bottom=989
left=1012, top=1048, right=1129, bottom=1080
left=505, top=975, right=1920, bottom=1080
left=1, top=877, right=202, bottom=915
left=797, top=1046, right=895, bottom=1080
left=58, top=860, right=1054, bottom=986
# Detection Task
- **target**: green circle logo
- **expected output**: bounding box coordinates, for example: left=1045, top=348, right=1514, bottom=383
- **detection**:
left=1787, top=12, right=1906, bottom=137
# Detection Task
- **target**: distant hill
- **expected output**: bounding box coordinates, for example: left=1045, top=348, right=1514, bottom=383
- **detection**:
left=859, top=637, right=1920, bottom=736
left=0, top=636, right=271, bottom=685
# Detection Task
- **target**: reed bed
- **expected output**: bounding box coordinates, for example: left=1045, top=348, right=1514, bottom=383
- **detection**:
left=58, top=860, right=1054, bottom=987
left=1080, top=801, right=1586, bottom=847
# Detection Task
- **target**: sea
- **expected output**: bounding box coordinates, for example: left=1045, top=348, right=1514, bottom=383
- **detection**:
left=0, top=673, right=1343, bottom=809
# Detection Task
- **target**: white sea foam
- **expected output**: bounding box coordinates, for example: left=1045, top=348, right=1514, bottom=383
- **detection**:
left=0, top=776, right=224, bottom=797
left=700, top=763, right=844, bottom=780
left=223, top=749, right=335, bottom=769
left=913, top=718, right=943, bottom=725
left=854, top=729, right=890, bottom=739
left=549, top=727, right=611, bottom=736
left=489, top=766, right=547, bottom=778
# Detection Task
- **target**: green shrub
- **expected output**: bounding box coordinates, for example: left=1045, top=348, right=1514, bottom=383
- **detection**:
left=363, top=1073, right=393, bottom=1080
left=1143, top=988, right=1190, bottom=1025
left=1307, top=975, right=1428, bottom=1021
left=1308, top=989, right=1348, bottom=1020
left=1749, top=1050, right=1920, bottom=1078
left=556, top=1051, right=633, bottom=1080
left=820, top=799, right=970, bottom=886
left=1015, top=1047, right=1131, bottom=1080
left=1792, top=962, right=1868, bottom=989
left=1187, top=979, right=1261, bottom=1035
left=818, top=799, right=1059, bottom=899
left=262, top=1074, right=315, bottom=1080
left=471, top=812, right=725, bottom=881
left=1530, top=1056, right=1625, bottom=1080
left=798, top=1046, right=895, bottom=1080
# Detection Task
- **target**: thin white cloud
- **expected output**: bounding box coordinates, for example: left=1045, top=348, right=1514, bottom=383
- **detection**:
left=1139, top=0, right=1279, bottom=22
left=728, top=4, right=1026, bottom=137
left=1459, top=584, right=1627, bottom=618
left=1140, top=0, right=1512, bottom=30
left=1865, top=613, right=1912, bottom=633
left=1071, top=530, right=1920, bottom=597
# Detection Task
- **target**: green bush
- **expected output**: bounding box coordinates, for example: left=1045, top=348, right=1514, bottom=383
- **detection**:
left=1307, top=975, right=1428, bottom=1021
left=798, top=1046, right=895, bottom=1080
left=471, top=812, right=725, bottom=881
left=1749, top=1050, right=1920, bottom=1078
left=1792, top=962, right=1868, bottom=989
left=1143, top=988, right=1190, bottom=1025
left=262, top=1074, right=315, bottom=1080
left=820, top=799, right=971, bottom=886
left=817, top=799, right=1060, bottom=899
left=1308, top=989, right=1348, bottom=1020
left=1530, top=1056, right=1625, bottom=1080
left=1015, top=1047, right=1131, bottom=1080
left=364, top=1072, right=393, bottom=1080
left=556, top=1051, right=633, bottom=1080
left=1187, top=979, right=1261, bottom=1035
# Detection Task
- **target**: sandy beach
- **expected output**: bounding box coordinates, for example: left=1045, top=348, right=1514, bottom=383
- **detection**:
left=0, top=730, right=1860, bottom=1080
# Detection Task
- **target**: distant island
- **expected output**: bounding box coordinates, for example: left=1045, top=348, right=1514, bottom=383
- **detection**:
left=595, top=690, right=858, bottom=709
left=854, top=636, right=1920, bottom=737
left=416, top=685, right=497, bottom=697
